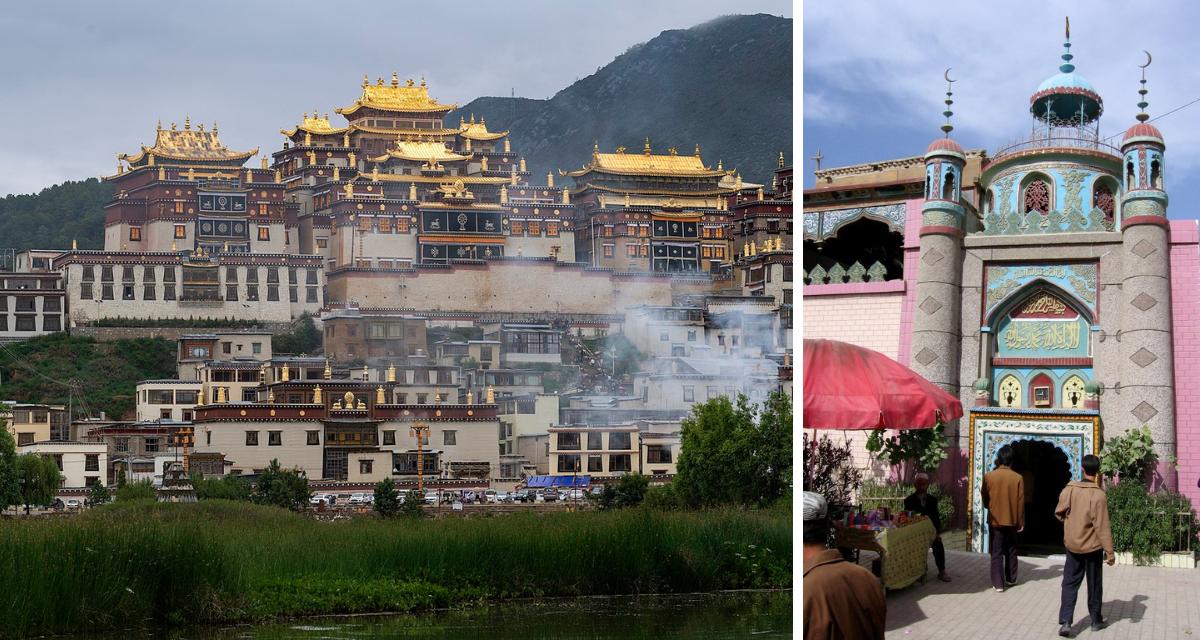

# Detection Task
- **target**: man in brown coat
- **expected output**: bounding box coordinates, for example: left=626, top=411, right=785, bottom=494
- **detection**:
left=803, top=491, right=886, bottom=640
left=1054, top=454, right=1114, bottom=637
left=981, top=444, right=1024, bottom=591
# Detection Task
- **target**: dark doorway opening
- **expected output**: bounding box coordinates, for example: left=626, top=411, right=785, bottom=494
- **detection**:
left=1009, top=439, right=1071, bottom=556
left=803, top=218, right=903, bottom=281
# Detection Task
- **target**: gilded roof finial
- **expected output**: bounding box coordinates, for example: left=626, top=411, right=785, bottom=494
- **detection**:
left=391, top=71, right=399, bottom=86
left=643, top=137, right=651, bottom=155
left=420, top=75, right=426, bottom=87
left=778, top=151, right=785, bottom=168
left=184, top=116, right=191, bottom=130
left=941, top=68, right=956, bottom=137
left=695, top=143, right=701, bottom=157
left=213, top=121, right=218, bottom=133
left=592, top=140, right=599, bottom=155
left=171, top=122, right=177, bottom=131
left=1137, top=50, right=1153, bottom=122
left=197, top=122, right=205, bottom=132
left=72, top=238, right=77, bottom=250
left=377, top=76, right=384, bottom=86
left=157, top=119, right=162, bottom=131
left=362, top=73, right=369, bottom=87
left=717, top=159, right=724, bottom=171
left=406, top=78, right=415, bottom=87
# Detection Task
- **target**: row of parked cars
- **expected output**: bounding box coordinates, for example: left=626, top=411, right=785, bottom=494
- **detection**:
left=309, top=486, right=603, bottom=507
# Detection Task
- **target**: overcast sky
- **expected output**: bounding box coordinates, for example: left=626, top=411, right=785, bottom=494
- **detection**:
left=804, top=1, right=1200, bottom=217
left=0, top=0, right=791, bottom=197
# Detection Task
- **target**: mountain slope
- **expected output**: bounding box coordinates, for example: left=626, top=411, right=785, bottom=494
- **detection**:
left=0, top=179, right=111, bottom=257
left=449, top=13, right=792, bottom=185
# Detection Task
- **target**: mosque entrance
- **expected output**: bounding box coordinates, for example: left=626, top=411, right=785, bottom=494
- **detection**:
left=1009, top=439, right=1071, bottom=555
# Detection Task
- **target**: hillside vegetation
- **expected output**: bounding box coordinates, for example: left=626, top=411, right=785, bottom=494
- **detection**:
left=0, top=334, right=176, bottom=421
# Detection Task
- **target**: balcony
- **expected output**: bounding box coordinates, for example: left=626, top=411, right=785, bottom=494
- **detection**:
left=988, top=134, right=1120, bottom=165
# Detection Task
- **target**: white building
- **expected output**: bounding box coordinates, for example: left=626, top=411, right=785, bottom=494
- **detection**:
left=20, top=441, right=109, bottom=488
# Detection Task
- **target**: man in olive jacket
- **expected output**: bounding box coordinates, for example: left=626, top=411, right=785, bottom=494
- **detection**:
left=803, top=491, right=886, bottom=640
left=1054, top=454, right=1114, bottom=637
left=981, top=444, right=1024, bottom=591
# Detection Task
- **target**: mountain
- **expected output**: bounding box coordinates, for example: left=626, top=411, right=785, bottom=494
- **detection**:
left=0, top=14, right=791, bottom=255
left=449, top=13, right=793, bottom=186
left=0, top=178, right=111, bottom=257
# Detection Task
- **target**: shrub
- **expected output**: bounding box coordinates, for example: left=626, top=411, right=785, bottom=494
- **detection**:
left=374, top=478, right=400, bottom=518
left=1108, top=481, right=1200, bottom=564
left=116, top=479, right=156, bottom=502
left=643, top=483, right=681, bottom=510
left=802, top=432, right=862, bottom=513
left=1099, top=425, right=1158, bottom=483
left=15, top=454, right=62, bottom=512
left=400, top=490, right=425, bottom=518
left=252, top=460, right=310, bottom=511
left=87, top=478, right=111, bottom=507
left=865, top=423, right=948, bottom=474
left=597, top=474, right=650, bottom=510
left=193, top=474, right=250, bottom=501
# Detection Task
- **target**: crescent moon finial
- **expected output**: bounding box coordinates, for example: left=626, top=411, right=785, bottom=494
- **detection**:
left=1140, top=50, right=1152, bottom=69
left=944, top=67, right=955, bottom=83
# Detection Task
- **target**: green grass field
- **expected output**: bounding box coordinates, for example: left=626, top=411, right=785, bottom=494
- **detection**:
left=0, top=500, right=792, bottom=637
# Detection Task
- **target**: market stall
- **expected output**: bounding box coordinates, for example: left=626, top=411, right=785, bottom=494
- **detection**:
left=803, top=340, right=959, bottom=589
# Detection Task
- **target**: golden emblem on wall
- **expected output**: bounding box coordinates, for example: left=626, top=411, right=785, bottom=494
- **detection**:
left=1020, top=293, right=1067, bottom=316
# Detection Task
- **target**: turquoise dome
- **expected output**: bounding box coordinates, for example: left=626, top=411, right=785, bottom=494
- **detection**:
left=1029, top=53, right=1103, bottom=123
left=1036, top=71, right=1098, bottom=94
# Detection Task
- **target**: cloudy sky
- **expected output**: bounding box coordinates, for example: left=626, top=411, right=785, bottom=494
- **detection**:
left=0, top=0, right=791, bottom=197
left=804, top=1, right=1200, bottom=217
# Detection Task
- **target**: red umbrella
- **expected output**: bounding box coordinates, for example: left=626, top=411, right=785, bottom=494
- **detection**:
left=802, top=339, right=963, bottom=430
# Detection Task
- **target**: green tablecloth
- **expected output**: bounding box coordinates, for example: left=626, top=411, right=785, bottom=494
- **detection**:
left=877, top=518, right=936, bottom=590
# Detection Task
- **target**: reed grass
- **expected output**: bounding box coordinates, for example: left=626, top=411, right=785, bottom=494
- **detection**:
left=0, top=500, right=791, bottom=637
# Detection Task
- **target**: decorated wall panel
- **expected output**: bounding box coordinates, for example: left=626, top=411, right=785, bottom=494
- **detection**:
left=980, top=163, right=1118, bottom=235
left=421, top=210, right=502, bottom=234
left=983, top=263, right=1098, bottom=323
left=801, top=203, right=906, bottom=241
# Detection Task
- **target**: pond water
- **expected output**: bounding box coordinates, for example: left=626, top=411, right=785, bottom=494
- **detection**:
left=187, top=591, right=792, bottom=639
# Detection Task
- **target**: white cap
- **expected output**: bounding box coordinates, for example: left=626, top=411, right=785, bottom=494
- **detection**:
left=802, top=491, right=827, bottom=522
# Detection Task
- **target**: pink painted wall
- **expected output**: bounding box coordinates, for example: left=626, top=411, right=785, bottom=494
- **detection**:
left=1169, top=219, right=1200, bottom=507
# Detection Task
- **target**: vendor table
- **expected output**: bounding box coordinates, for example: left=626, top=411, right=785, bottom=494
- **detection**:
left=835, top=517, right=936, bottom=590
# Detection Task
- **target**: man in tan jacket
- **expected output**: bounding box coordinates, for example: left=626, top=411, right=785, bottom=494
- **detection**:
left=802, top=491, right=886, bottom=639
left=981, top=444, right=1024, bottom=591
left=1054, top=454, right=1113, bottom=637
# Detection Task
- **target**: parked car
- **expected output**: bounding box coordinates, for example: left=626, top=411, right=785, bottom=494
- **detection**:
left=348, top=493, right=370, bottom=505
left=511, top=489, right=534, bottom=503
left=541, top=489, right=559, bottom=502
left=462, top=491, right=478, bottom=504
left=562, top=489, right=585, bottom=501
left=309, top=493, right=329, bottom=506
left=589, top=486, right=605, bottom=496
left=493, top=490, right=509, bottom=503
left=64, top=499, right=82, bottom=511
left=441, top=491, right=459, bottom=504
left=423, top=490, right=438, bottom=505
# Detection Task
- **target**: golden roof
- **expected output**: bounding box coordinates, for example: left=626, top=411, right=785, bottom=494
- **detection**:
left=458, top=115, right=508, bottom=141
left=369, top=138, right=471, bottom=163
left=566, top=142, right=726, bottom=178
left=349, top=123, right=460, bottom=136
left=281, top=112, right=348, bottom=137
left=337, top=73, right=456, bottom=116
left=120, top=118, right=257, bottom=165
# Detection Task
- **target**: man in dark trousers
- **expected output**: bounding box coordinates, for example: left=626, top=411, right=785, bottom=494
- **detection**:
left=1054, top=454, right=1114, bottom=637
left=802, top=491, right=886, bottom=640
left=980, top=444, right=1024, bottom=592
left=904, top=472, right=950, bottom=582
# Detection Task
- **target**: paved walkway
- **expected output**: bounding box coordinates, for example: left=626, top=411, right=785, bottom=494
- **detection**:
left=873, top=549, right=1199, bottom=639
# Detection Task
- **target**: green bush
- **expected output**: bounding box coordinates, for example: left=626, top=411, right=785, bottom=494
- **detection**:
left=192, top=475, right=250, bottom=501
left=115, top=479, right=156, bottom=502
left=251, top=460, right=310, bottom=511
left=87, top=479, right=111, bottom=507
left=374, top=478, right=400, bottom=518
left=400, top=490, right=425, bottom=518
left=1099, top=426, right=1159, bottom=483
left=597, top=474, right=650, bottom=510
left=859, top=479, right=955, bottom=528
left=643, top=483, right=682, bottom=510
left=1108, top=481, right=1199, bottom=564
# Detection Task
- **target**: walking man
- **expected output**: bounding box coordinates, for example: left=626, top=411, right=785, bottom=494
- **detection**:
left=980, top=444, right=1023, bottom=592
left=802, top=491, right=886, bottom=640
left=904, top=472, right=950, bottom=582
left=1055, top=454, right=1113, bottom=637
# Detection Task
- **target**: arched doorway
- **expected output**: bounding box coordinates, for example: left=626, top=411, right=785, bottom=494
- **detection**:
left=1009, top=439, right=1071, bottom=555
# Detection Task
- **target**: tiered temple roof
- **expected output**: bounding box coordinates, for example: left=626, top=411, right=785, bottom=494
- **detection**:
left=336, top=73, right=456, bottom=116
left=280, top=113, right=348, bottom=137
left=369, top=137, right=472, bottom=163
left=458, top=115, right=508, bottom=141
left=119, top=118, right=257, bottom=168
left=567, top=142, right=728, bottom=178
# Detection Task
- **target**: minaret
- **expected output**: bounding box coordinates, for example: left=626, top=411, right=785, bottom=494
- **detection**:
left=909, top=69, right=966, bottom=460
left=1118, top=54, right=1176, bottom=489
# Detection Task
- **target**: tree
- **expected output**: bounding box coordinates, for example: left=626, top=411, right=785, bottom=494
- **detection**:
left=865, top=423, right=948, bottom=479
left=802, top=433, right=863, bottom=510
left=271, top=313, right=322, bottom=355
left=15, top=454, right=62, bottom=514
left=1099, top=425, right=1160, bottom=484
left=192, top=474, right=250, bottom=501
left=400, top=490, right=425, bottom=518
left=597, top=473, right=650, bottom=510
left=674, top=391, right=793, bottom=508
left=374, top=478, right=401, bottom=518
left=86, top=478, right=111, bottom=507
left=252, top=459, right=310, bottom=511
left=0, top=420, right=20, bottom=512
